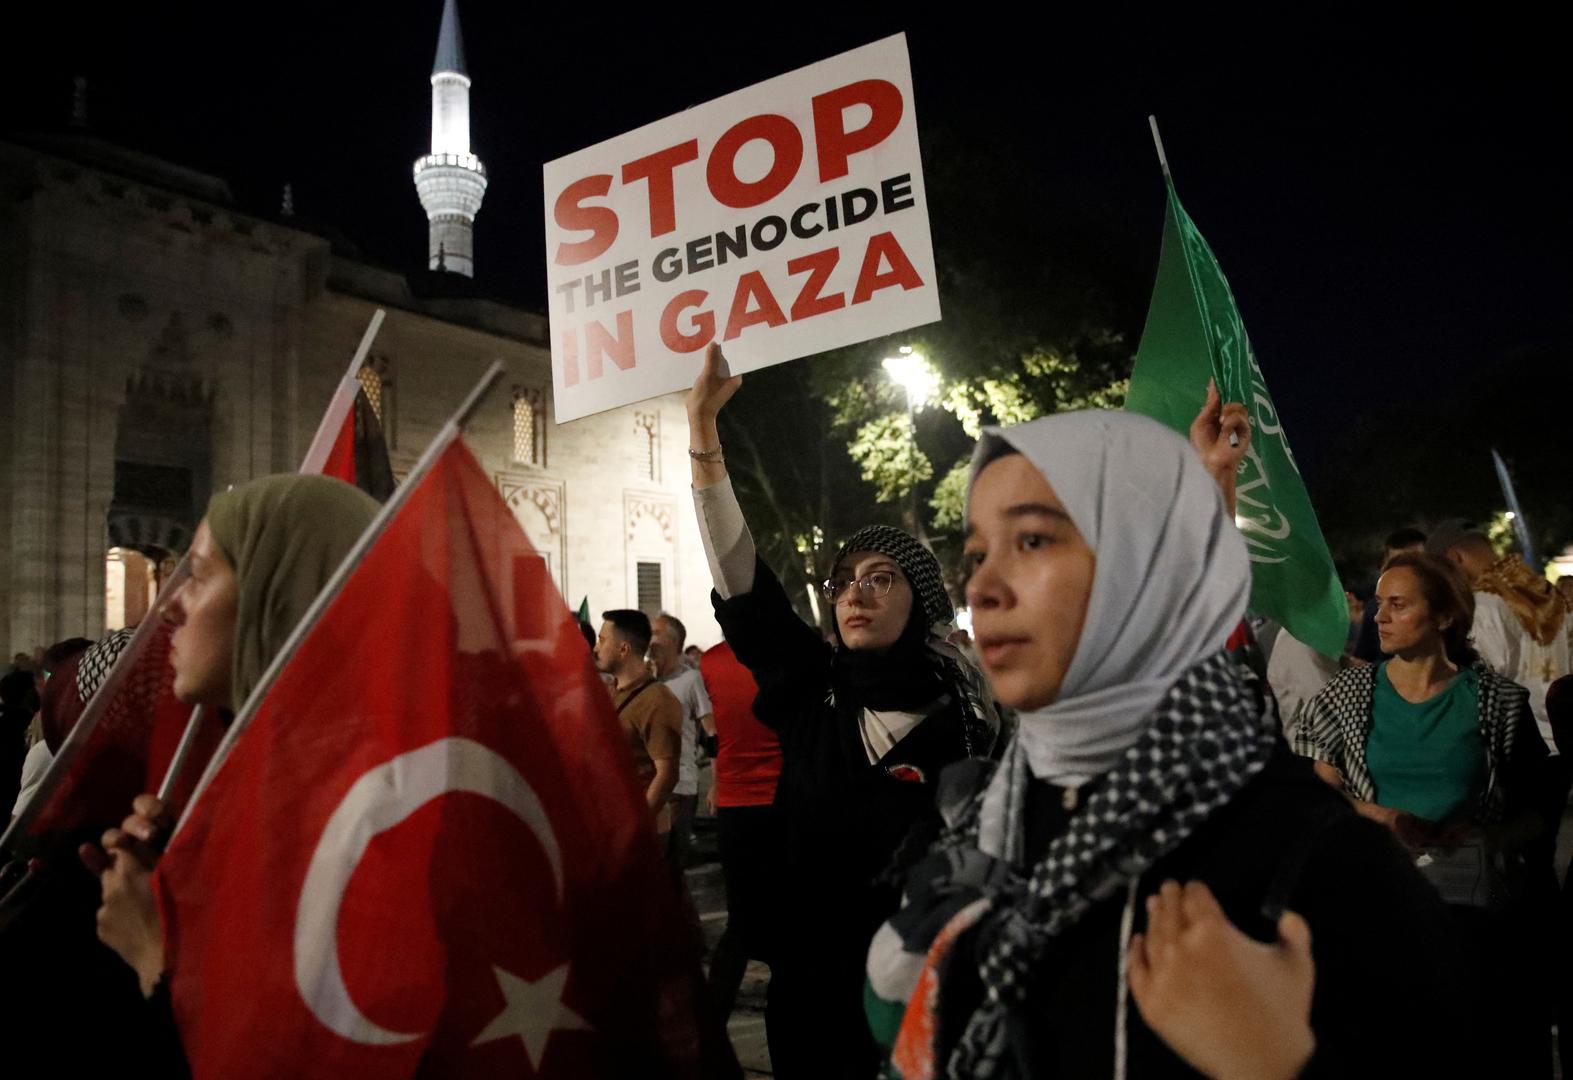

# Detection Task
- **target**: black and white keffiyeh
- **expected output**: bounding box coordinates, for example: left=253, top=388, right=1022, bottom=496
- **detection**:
left=1292, top=660, right=1531, bottom=825
left=831, top=523, right=1000, bottom=757
left=867, top=651, right=1280, bottom=1079
left=75, top=626, right=135, bottom=702
left=833, top=523, right=954, bottom=631
left=955, top=651, right=1278, bottom=1075
left=866, top=410, right=1275, bottom=1077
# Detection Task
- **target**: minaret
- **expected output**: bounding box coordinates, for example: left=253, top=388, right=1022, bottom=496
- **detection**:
left=412, top=0, right=487, bottom=277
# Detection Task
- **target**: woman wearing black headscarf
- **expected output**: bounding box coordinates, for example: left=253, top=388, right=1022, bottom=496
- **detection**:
left=686, top=345, right=999, bottom=1079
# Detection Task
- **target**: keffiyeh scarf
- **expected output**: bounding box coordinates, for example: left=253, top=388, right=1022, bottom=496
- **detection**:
left=866, top=651, right=1280, bottom=1079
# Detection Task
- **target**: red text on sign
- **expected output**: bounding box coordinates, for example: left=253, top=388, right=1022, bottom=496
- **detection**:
left=560, top=310, right=635, bottom=387
left=657, top=230, right=922, bottom=354
left=552, top=79, right=905, bottom=264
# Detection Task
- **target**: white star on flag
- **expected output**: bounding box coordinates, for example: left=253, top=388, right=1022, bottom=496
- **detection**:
left=472, top=963, right=591, bottom=1070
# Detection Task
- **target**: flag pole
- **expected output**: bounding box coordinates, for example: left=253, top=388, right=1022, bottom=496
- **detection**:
left=1145, top=117, right=1233, bottom=445
left=154, top=706, right=207, bottom=803
left=1147, top=115, right=1171, bottom=179
left=151, top=308, right=387, bottom=812
left=299, top=308, right=386, bottom=474
left=172, top=360, right=506, bottom=836
left=1491, top=448, right=1539, bottom=568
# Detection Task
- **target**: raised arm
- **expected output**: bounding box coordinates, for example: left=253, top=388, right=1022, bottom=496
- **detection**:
left=1189, top=377, right=1252, bottom=517
left=687, top=344, right=756, bottom=599
left=687, top=343, right=831, bottom=722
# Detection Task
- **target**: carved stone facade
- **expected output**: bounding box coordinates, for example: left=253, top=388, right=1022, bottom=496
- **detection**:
left=624, top=493, right=677, bottom=618
left=0, top=136, right=719, bottom=654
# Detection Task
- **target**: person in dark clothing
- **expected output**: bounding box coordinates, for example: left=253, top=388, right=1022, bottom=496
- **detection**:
left=1298, top=553, right=1555, bottom=1075
left=0, top=670, right=40, bottom=819
left=686, top=344, right=999, bottom=1078
left=701, top=640, right=782, bottom=1022
left=1545, top=674, right=1573, bottom=1077
left=866, top=411, right=1478, bottom=1079
left=0, top=630, right=175, bottom=1074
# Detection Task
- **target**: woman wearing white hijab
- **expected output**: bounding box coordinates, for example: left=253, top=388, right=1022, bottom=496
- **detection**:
left=865, top=410, right=1473, bottom=1079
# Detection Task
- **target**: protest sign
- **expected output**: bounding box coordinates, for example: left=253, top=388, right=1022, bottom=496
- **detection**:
left=543, top=33, right=939, bottom=422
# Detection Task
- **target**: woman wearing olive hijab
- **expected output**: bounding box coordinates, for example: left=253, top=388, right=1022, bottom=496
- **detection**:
left=85, top=474, right=379, bottom=998
left=866, top=411, right=1475, bottom=1079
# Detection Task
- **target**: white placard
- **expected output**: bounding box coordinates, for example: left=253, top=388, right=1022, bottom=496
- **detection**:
left=542, top=33, right=940, bottom=422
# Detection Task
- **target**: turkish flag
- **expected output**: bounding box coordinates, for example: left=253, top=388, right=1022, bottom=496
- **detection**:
left=17, top=607, right=211, bottom=851
left=6, top=379, right=394, bottom=860
left=154, top=437, right=734, bottom=1078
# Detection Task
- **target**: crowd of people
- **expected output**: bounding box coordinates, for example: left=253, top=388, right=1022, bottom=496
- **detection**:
left=2, top=340, right=1571, bottom=1078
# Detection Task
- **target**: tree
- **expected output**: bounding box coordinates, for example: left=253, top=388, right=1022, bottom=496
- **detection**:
left=715, top=357, right=902, bottom=630
left=715, top=121, right=1144, bottom=610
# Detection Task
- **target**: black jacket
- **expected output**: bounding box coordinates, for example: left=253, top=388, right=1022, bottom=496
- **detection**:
left=930, top=744, right=1478, bottom=1077
left=712, top=560, right=979, bottom=951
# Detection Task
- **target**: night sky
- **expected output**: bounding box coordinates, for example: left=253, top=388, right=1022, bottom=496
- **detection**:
left=6, top=5, right=1568, bottom=546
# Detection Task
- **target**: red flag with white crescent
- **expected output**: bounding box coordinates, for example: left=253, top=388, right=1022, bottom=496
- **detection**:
left=153, top=437, right=733, bottom=1078
left=4, top=320, right=394, bottom=857
left=18, top=607, right=211, bottom=846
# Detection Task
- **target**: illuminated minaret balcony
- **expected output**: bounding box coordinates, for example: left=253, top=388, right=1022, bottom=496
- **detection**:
left=412, top=0, right=486, bottom=277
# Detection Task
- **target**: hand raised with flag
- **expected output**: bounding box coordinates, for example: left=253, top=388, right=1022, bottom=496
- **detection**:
left=1188, top=379, right=1251, bottom=514
left=151, top=437, right=736, bottom=1079
left=81, top=792, right=173, bottom=997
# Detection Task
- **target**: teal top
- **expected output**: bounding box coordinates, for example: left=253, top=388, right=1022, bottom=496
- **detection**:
left=1365, top=663, right=1485, bottom=823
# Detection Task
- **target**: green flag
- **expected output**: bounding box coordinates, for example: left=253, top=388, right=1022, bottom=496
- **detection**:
left=1125, top=179, right=1347, bottom=658
left=577, top=596, right=591, bottom=624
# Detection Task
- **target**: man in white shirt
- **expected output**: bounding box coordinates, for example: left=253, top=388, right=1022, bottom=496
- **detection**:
left=1431, top=521, right=1571, bottom=751
left=649, top=613, right=714, bottom=869
left=11, top=739, right=51, bottom=820
left=1268, top=588, right=1365, bottom=742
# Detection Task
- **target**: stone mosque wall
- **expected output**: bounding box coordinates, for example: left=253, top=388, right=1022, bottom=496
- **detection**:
left=0, top=138, right=721, bottom=658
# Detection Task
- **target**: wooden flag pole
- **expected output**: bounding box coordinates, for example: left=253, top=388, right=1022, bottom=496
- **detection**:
left=172, top=361, right=506, bottom=837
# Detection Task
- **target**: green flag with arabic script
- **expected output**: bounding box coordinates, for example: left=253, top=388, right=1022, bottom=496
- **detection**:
left=1125, top=179, right=1347, bottom=658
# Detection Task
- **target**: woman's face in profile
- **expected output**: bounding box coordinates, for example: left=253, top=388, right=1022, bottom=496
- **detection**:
left=963, top=455, right=1095, bottom=710
left=166, top=519, right=239, bottom=709
left=1374, top=566, right=1446, bottom=657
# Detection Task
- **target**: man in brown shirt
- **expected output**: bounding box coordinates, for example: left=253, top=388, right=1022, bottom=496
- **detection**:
left=594, top=609, right=683, bottom=836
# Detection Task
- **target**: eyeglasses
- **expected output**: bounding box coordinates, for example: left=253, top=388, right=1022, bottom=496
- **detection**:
left=820, top=570, right=900, bottom=603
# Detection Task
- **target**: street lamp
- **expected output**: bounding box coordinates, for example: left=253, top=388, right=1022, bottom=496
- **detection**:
left=881, top=346, right=939, bottom=410
left=881, top=347, right=938, bottom=540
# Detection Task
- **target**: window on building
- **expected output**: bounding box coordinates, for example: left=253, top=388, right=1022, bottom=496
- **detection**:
left=512, top=387, right=546, bottom=466
left=105, top=547, right=156, bottom=631
left=357, top=365, right=383, bottom=419
left=634, top=411, right=659, bottom=483
left=357, top=355, right=395, bottom=446
left=636, top=561, right=663, bottom=617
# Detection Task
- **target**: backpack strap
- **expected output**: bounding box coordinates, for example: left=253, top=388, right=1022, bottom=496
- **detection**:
left=615, top=678, right=657, bottom=715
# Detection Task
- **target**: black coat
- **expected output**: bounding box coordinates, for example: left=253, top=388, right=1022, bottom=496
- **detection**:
left=712, top=559, right=981, bottom=1074
left=930, top=745, right=1479, bottom=1078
